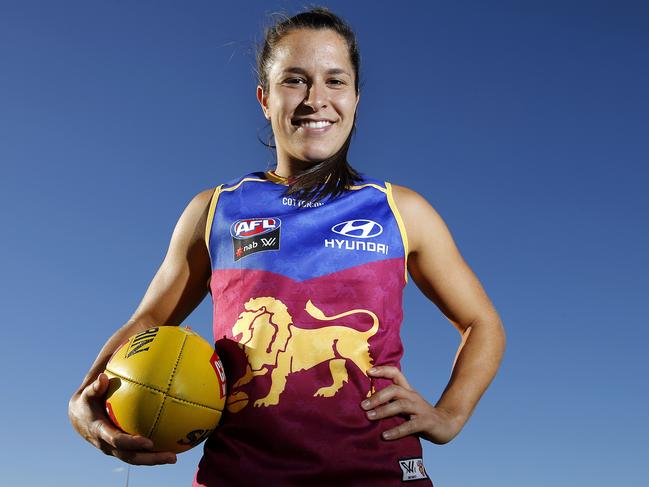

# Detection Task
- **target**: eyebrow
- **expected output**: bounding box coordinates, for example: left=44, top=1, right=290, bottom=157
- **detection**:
left=281, top=67, right=351, bottom=76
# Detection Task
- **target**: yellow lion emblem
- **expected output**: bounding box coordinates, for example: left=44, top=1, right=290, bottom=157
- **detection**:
left=227, top=297, right=378, bottom=411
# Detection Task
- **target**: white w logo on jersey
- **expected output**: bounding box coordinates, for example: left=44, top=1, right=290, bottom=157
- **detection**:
left=261, top=237, right=277, bottom=247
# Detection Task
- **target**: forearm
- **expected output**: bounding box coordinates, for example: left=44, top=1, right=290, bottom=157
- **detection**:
left=435, top=317, right=506, bottom=426
left=72, top=317, right=156, bottom=397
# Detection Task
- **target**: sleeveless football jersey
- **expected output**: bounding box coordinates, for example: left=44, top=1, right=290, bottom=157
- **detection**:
left=194, top=171, right=433, bottom=486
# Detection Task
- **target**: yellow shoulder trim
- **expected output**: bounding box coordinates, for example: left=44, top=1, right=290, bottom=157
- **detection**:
left=264, top=171, right=289, bottom=185
left=349, top=182, right=387, bottom=193
left=221, top=177, right=268, bottom=192
left=204, top=177, right=269, bottom=259
left=385, top=181, right=409, bottom=284
left=204, top=185, right=223, bottom=259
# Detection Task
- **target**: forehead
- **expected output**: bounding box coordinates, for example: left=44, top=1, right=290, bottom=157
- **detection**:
left=270, top=28, right=352, bottom=73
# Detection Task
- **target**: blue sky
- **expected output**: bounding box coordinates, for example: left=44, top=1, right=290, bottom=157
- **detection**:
left=1, top=1, right=647, bottom=485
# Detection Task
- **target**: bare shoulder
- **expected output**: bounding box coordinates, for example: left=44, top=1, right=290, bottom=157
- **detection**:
left=166, top=187, right=219, bottom=252
left=390, top=184, right=432, bottom=213
left=188, top=187, right=216, bottom=222
left=190, top=187, right=217, bottom=211
left=389, top=183, right=449, bottom=255
left=127, top=186, right=219, bottom=327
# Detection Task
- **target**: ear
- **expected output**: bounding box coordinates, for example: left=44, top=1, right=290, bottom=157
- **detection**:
left=257, top=85, right=270, bottom=120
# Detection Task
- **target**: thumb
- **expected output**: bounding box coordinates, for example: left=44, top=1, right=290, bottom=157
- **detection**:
left=85, top=373, right=109, bottom=400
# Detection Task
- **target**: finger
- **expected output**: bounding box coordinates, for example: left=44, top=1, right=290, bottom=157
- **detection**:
left=120, top=451, right=176, bottom=466
left=367, top=365, right=413, bottom=390
left=84, top=373, right=109, bottom=400
left=112, top=431, right=155, bottom=451
left=365, top=398, right=417, bottom=421
left=94, top=419, right=154, bottom=451
left=361, top=384, right=415, bottom=410
left=381, top=417, right=424, bottom=441
left=99, top=440, right=177, bottom=465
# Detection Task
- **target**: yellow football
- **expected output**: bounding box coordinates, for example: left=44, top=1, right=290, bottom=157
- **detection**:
left=104, top=326, right=226, bottom=453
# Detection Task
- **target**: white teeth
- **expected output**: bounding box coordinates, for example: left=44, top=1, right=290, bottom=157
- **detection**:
left=300, top=120, right=332, bottom=129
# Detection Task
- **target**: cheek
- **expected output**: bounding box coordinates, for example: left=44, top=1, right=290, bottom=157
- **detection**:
left=270, top=90, right=304, bottom=114
left=337, top=96, right=359, bottom=120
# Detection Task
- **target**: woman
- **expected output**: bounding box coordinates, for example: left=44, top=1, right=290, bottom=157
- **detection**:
left=69, top=7, right=505, bottom=486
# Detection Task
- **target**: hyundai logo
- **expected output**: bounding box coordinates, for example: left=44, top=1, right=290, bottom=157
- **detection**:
left=331, top=220, right=383, bottom=239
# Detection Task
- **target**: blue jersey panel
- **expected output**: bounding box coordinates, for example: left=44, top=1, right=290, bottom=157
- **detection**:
left=207, top=172, right=405, bottom=282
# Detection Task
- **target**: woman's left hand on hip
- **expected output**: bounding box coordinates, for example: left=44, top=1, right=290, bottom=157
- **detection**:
left=360, top=365, right=463, bottom=444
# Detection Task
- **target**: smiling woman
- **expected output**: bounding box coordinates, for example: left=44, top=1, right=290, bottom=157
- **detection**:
left=258, top=28, right=359, bottom=173
left=68, top=6, right=505, bottom=487
left=256, top=8, right=363, bottom=202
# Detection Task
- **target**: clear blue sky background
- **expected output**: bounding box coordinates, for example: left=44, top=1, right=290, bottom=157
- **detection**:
left=1, top=1, right=647, bottom=485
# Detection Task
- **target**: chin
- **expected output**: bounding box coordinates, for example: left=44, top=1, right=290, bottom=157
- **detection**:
left=298, top=148, right=340, bottom=164
left=302, top=154, right=332, bottom=164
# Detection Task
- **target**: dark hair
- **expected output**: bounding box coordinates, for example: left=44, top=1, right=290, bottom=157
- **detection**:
left=256, top=6, right=363, bottom=203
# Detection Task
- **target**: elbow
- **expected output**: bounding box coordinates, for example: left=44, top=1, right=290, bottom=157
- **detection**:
left=467, top=315, right=507, bottom=356
left=489, top=317, right=507, bottom=367
left=489, top=314, right=506, bottom=344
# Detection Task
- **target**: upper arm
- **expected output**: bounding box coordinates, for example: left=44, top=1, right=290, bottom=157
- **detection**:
left=129, top=188, right=215, bottom=326
left=391, top=184, right=500, bottom=332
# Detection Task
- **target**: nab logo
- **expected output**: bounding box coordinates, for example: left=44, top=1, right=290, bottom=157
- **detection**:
left=230, top=218, right=281, bottom=239
left=332, top=219, right=383, bottom=239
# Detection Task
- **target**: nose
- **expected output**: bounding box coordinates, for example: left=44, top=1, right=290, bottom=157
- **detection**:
left=303, top=80, right=327, bottom=111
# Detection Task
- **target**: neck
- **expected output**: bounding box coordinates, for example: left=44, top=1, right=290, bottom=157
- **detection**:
left=273, top=157, right=320, bottom=178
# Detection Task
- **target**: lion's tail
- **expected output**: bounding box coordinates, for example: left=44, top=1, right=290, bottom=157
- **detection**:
left=304, top=300, right=379, bottom=338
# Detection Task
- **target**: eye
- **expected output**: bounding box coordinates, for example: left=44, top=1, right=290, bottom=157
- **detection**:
left=284, top=77, right=306, bottom=85
left=327, top=79, right=345, bottom=86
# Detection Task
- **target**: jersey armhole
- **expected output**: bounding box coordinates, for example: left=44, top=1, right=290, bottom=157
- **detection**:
left=385, top=181, right=409, bottom=284
left=204, top=185, right=223, bottom=264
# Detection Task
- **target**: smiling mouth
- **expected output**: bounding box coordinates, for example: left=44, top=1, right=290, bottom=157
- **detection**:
left=292, top=119, right=335, bottom=129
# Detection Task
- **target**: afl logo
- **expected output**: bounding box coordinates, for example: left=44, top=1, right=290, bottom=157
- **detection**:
left=230, top=218, right=281, bottom=239
left=332, top=219, right=383, bottom=239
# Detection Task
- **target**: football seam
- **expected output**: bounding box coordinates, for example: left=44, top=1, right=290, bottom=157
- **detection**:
left=104, top=368, right=166, bottom=395
left=149, top=334, right=187, bottom=438
left=105, top=370, right=222, bottom=411
left=167, top=334, right=187, bottom=394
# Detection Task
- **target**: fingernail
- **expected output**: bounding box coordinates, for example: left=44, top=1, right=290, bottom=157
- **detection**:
left=361, top=400, right=370, bottom=409
left=367, top=410, right=376, bottom=419
left=383, top=431, right=394, bottom=439
left=368, top=367, right=378, bottom=373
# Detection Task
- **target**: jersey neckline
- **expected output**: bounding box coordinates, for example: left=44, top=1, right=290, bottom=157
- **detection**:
left=264, top=170, right=291, bottom=186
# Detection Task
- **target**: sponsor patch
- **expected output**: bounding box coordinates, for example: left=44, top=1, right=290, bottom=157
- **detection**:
left=210, top=351, right=227, bottom=399
left=325, top=219, right=388, bottom=255
left=230, top=217, right=281, bottom=261
left=281, top=196, right=324, bottom=208
left=398, top=457, right=429, bottom=482
left=323, top=238, right=389, bottom=254
left=332, top=219, right=383, bottom=238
